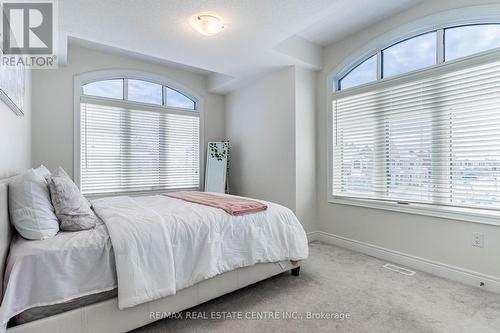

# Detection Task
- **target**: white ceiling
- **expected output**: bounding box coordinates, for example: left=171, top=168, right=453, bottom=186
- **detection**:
left=59, top=0, right=422, bottom=93
left=297, top=0, right=423, bottom=46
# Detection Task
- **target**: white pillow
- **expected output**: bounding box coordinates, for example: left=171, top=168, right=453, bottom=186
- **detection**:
left=34, top=165, right=51, bottom=181
left=9, top=169, right=60, bottom=240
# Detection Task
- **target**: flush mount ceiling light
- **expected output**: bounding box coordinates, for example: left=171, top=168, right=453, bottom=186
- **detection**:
left=190, top=14, right=224, bottom=36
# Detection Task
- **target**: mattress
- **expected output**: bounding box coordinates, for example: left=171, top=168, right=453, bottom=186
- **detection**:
left=1, top=220, right=117, bottom=326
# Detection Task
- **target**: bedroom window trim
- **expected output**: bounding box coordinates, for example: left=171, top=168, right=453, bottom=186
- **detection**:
left=328, top=47, right=500, bottom=226
left=73, top=69, right=205, bottom=197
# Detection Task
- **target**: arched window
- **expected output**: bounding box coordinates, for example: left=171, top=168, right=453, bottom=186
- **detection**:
left=330, top=22, right=500, bottom=222
left=382, top=31, right=436, bottom=78
left=445, top=24, right=500, bottom=61
left=82, top=78, right=197, bottom=109
left=337, top=23, right=500, bottom=91
left=338, top=55, right=377, bottom=90
left=76, top=72, right=201, bottom=195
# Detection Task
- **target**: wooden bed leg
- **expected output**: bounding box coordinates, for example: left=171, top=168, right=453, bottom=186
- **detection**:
left=291, top=267, right=300, bottom=276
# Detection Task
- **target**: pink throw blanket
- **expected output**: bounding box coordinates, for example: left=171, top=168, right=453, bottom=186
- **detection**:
left=164, top=191, right=268, bottom=216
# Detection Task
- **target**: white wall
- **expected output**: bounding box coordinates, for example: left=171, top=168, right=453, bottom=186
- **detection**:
left=226, top=66, right=316, bottom=232
left=316, top=0, right=500, bottom=278
left=0, top=71, right=31, bottom=178
left=31, top=44, right=225, bottom=179
left=226, top=67, right=296, bottom=211
left=294, top=67, right=317, bottom=229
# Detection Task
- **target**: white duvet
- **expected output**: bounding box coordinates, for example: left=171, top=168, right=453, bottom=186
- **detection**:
left=0, top=194, right=308, bottom=330
left=91, top=194, right=309, bottom=309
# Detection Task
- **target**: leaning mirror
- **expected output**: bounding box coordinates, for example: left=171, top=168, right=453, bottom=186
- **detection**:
left=205, top=141, right=229, bottom=193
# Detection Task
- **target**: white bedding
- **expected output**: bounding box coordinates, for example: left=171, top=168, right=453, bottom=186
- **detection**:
left=0, top=221, right=116, bottom=328
left=91, top=194, right=309, bottom=309
left=0, top=194, right=308, bottom=330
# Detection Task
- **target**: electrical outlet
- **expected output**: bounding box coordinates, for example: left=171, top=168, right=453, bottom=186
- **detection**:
left=472, top=232, right=484, bottom=248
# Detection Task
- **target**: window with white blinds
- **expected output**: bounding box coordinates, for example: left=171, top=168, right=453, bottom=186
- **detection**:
left=79, top=90, right=200, bottom=195
left=332, top=58, right=500, bottom=211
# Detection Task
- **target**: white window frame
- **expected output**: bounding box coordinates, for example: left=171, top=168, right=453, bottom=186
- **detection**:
left=73, top=69, right=205, bottom=197
left=328, top=46, right=500, bottom=226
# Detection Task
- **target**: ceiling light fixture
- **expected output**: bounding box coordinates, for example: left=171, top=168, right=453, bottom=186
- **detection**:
left=190, top=14, right=224, bottom=36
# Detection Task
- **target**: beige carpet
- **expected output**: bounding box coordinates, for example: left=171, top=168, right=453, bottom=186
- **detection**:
left=132, top=241, right=500, bottom=333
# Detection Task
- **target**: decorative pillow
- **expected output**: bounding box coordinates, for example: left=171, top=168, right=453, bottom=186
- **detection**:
left=48, top=167, right=97, bottom=231
left=9, top=169, right=60, bottom=240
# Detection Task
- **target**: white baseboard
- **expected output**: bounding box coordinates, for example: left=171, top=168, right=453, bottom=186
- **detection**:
left=309, top=230, right=500, bottom=295
left=306, top=231, right=320, bottom=242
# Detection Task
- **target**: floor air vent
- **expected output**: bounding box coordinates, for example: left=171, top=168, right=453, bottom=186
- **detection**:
left=383, top=263, right=416, bottom=276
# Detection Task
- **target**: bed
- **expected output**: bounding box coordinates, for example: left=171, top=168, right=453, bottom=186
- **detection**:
left=0, top=181, right=308, bottom=333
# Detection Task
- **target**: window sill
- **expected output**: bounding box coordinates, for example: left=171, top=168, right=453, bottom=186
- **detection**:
left=328, top=197, right=500, bottom=226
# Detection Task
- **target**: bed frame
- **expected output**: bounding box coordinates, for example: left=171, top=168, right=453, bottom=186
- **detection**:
left=0, top=182, right=301, bottom=333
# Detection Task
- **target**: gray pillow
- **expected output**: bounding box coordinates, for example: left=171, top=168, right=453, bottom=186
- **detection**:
left=48, top=167, right=97, bottom=231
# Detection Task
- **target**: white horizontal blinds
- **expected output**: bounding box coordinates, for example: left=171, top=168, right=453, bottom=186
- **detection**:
left=333, top=95, right=379, bottom=198
left=81, top=101, right=199, bottom=195
left=162, top=113, right=200, bottom=188
left=333, top=59, right=500, bottom=210
left=448, top=61, right=500, bottom=209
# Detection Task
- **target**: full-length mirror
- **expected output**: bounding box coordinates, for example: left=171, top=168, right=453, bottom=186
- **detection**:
left=205, top=141, right=229, bottom=193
